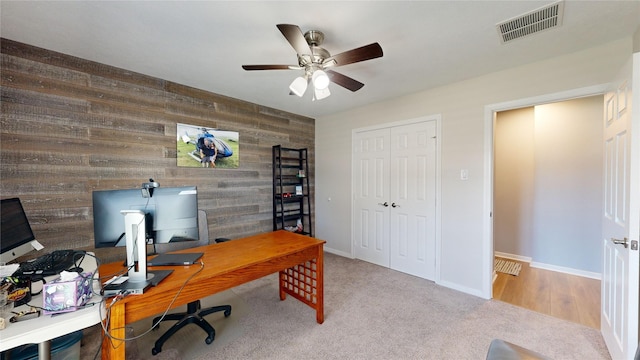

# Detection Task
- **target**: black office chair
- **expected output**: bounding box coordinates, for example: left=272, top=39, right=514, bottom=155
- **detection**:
left=151, top=210, right=232, bottom=356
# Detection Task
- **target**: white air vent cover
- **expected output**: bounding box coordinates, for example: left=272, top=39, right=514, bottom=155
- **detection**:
left=497, top=1, right=564, bottom=43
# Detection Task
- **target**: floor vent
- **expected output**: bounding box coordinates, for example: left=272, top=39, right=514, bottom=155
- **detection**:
left=497, top=1, right=564, bottom=43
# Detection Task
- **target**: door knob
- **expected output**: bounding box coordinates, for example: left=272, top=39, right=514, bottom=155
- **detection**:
left=391, top=203, right=400, bottom=208
left=611, top=237, right=629, bottom=248
left=378, top=202, right=389, bottom=207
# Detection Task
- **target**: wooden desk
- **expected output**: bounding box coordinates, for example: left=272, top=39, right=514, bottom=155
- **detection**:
left=99, top=230, right=325, bottom=360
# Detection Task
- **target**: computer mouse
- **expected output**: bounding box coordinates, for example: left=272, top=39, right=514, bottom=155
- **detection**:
left=67, top=267, right=83, bottom=273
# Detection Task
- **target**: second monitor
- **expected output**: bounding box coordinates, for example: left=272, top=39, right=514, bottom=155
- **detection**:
left=92, top=186, right=199, bottom=248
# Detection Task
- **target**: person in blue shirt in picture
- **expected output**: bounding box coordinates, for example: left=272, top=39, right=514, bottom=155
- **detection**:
left=199, top=137, right=217, bottom=168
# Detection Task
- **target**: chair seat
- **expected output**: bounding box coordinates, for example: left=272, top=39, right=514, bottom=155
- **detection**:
left=486, top=339, right=549, bottom=360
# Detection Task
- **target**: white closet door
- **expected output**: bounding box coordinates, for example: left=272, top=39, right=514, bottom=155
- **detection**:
left=389, top=121, right=436, bottom=280
left=353, top=128, right=391, bottom=267
left=353, top=120, right=437, bottom=280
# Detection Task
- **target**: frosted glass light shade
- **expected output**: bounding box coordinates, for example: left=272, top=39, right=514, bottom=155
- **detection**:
left=314, top=86, right=330, bottom=101
left=289, top=76, right=307, bottom=97
left=312, top=70, right=330, bottom=90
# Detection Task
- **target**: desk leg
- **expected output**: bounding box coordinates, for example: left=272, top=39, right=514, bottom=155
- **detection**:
left=278, top=245, right=324, bottom=324
left=102, top=302, right=126, bottom=360
left=316, top=246, right=324, bottom=324
left=38, top=340, right=51, bottom=360
left=279, top=274, right=287, bottom=301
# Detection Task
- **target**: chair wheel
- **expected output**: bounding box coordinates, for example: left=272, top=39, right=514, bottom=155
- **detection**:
left=205, top=335, right=214, bottom=345
left=152, top=347, right=161, bottom=355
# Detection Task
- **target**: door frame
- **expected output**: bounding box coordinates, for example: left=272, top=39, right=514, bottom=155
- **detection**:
left=481, top=84, right=608, bottom=299
left=351, top=114, right=443, bottom=282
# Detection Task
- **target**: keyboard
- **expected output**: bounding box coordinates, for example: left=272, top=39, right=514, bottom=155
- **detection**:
left=13, top=250, right=84, bottom=277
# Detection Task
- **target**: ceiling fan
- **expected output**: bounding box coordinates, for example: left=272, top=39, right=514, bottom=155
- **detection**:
left=242, top=24, right=383, bottom=100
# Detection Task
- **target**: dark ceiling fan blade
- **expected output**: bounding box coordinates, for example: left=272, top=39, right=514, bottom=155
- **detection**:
left=242, top=65, right=296, bottom=71
left=276, top=24, right=311, bottom=55
left=326, top=43, right=383, bottom=67
left=326, top=70, right=365, bottom=92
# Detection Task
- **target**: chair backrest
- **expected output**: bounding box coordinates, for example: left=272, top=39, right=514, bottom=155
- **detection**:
left=153, top=209, right=210, bottom=253
left=197, top=209, right=209, bottom=244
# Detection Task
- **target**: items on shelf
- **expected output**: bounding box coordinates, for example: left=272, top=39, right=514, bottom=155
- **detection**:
left=284, top=219, right=304, bottom=233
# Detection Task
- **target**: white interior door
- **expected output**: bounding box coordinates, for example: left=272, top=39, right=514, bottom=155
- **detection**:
left=601, top=52, right=640, bottom=360
left=353, top=128, right=390, bottom=267
left=353, top=119, right=437, bottom=280
left=389, top=121, right=437, bottom=280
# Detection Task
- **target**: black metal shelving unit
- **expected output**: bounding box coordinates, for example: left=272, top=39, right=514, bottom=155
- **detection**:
left=272, top=145, right=312, bottom=237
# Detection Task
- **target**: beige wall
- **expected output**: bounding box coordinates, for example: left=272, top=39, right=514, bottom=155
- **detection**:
left=494, top=107, right=535, bottom=259
left=532, top=97, right=603, bottom=273
left=315, top=38, right=634, bottom=296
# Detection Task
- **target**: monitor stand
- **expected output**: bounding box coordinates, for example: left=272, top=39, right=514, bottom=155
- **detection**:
left=120, top=210, right=152, bottom=293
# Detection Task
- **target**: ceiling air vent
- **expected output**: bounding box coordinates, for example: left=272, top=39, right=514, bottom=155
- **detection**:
left=497, top=1, right=564, bottom=43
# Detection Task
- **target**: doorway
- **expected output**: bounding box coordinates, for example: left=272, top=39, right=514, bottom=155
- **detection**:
left=484, top=86, right=607, bottom=324
left=493, top=96, right=603, bottom=273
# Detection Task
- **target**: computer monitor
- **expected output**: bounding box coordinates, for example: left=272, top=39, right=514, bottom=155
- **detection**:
left=92, top=186, right=199, bottom=248
left=0, top=198, right=38, bottom=263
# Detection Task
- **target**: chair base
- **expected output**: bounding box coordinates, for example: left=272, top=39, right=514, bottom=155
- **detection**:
left=151, top=300, right=231, bottom=355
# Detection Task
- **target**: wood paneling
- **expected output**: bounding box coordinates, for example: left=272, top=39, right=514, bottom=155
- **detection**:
left=0, top=38, right=315, bottom=263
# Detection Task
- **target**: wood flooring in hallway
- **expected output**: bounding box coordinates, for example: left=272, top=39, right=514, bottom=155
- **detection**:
left=492, top=258, right=601, bottom=329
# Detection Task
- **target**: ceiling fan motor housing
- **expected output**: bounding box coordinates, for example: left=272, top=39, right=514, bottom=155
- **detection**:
left=297, top=30, right=331, bottom=69
left=304, top=30, right=324, bottom=46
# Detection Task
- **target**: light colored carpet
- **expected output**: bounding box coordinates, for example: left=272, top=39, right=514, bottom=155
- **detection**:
left=495, top=258, right=523, bottom=276
left=80, top=253, right=609, bottom=360
left=80, top=290, right=247, bottom=360
left=129, top=290, right=247, bottom=359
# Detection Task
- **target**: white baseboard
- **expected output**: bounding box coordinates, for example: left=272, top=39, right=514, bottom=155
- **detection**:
left=437, top=279, right=487, bottom=299
left=494, top=251, right=532, bottom=263
left=324, top=247, right=353, bottom=258
left=494, top=251, right=601, bottom=280
left=530, top=261, right=601, bottom=280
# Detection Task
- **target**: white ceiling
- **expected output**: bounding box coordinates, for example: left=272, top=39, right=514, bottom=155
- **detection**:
left=1, top=1, right=639, bottom=119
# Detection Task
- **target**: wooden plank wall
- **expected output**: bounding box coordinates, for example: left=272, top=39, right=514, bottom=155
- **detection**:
left=0, top=38, right=315, bottom=263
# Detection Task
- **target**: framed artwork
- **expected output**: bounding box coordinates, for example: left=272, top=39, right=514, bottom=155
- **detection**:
left=176, top=123, right=239, bottom=168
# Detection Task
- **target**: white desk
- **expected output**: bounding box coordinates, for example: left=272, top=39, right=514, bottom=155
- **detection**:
left=0, top=252, right=105, bottom=359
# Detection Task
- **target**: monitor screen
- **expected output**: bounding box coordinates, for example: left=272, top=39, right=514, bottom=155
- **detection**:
left=1, top=198, right=37, bottom=263
left=92, top=186, right=199, bottom=248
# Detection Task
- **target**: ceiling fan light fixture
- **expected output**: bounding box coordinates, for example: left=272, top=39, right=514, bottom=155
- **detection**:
left=313, top=86, right=330, bottom=101
left=312, top=69, right=330, bottom=90
left=289, top=76, right=308, bottom=97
